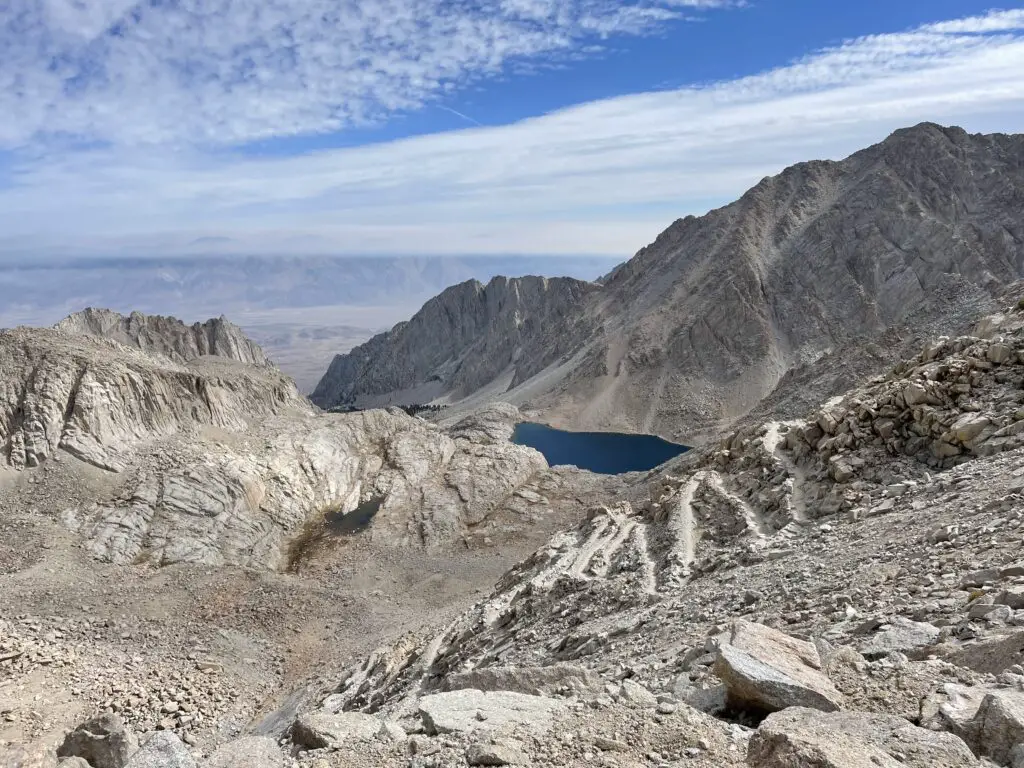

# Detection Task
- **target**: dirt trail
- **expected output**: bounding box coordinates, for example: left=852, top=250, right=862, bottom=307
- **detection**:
left=762, top=421, right=810, bottom=524
left=668, top=474, right=701, bottom=579
left=705, top=470, right=770, bottom=538
left=631, top=524, right=659, bottom=595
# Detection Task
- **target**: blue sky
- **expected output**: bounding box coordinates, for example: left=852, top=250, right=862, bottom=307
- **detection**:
left=1, top=1, right=1023, bottom=258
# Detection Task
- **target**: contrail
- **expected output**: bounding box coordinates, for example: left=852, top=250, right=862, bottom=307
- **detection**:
left=437, top=105, right=484, bottom=127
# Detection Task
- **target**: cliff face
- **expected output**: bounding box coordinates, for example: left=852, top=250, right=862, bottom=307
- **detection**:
left=55, top=307, right=273, bottom=368
left=0, top=326, right=301, bottom=472
left=312, top=124, right=1024, bottom=442
left=311, top=275, right=599, bottom=409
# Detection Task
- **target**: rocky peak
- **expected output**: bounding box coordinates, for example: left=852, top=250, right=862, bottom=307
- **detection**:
left=311, top=274, right=598, bottom=409
left=55, top=307, right=273, bottom=368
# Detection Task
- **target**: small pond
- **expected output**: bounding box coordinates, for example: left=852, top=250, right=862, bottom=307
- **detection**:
left=325, top=496, right=383, bottom=535
left=511, top=422, right=689, bottom=475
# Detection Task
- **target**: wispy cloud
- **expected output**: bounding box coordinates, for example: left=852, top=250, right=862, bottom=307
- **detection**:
left=0, top=0, right=734, bottom=147
left=0, top=8, right=1023, bottom=257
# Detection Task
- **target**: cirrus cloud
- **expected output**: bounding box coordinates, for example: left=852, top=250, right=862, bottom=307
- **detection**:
left=0, top=8, right=1023, bottom=258
left=0, top=0, right=737, bottom=147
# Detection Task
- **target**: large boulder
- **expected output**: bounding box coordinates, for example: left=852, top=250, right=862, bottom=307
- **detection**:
left=418, top=690, right=563, bottom=736
left=859, top=617, right=942, bottom=660
left=291, top=711, right=383, bottom=749
left=56, top=713, right=137, bottom=768
left=922, top=684, right=1024, bottom=764
left=123, top=731, right=196, bottom=768
left=444, top=664, right=603, bottom=697
left=972, top=689, right=1024, bottom=765
left=747, top=708, right=980, bottom=767
left=713, top=620, right=844, bottom=715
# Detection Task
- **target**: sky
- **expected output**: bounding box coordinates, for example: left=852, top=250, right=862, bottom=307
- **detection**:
left=1, top=1, right=1023, bottom=259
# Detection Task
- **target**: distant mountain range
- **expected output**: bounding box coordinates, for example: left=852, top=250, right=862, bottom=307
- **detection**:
left=311, top=124, right=1024, bottom=443
left=0, top=255, right=619, bottom=329
left=0, top=255, right=618, bottom=394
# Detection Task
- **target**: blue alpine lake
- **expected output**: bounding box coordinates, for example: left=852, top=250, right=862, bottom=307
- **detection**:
left=511, top=422, right=689, bottom=475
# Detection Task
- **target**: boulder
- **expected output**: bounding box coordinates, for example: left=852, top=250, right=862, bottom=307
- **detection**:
left=989, top=343, right=1015, bottom=364
left=922, top=684, right=1024, bottom=764
left=377, top=720, right=407, bottom=743
left=418, top=690, right=563, bottom=736
left=445, top=664, right=603, bottom=697
left=921, top=683, right=991, bottom=740
left=903, top=383, right=930, bottom=407
left=961, top=569, right=1001, bottom=588
left=713, top=620, right=843, bottom=715
left=204, top=736, right=286, bottom=768
left=950, top=414, right=991, bottom=444
left=1002, top=563, right=1024, bottom=579
left=291, top=711, right=383, bottom=749
left=998, top=588, right=1024, bottom=611
left=859, top=617, right=941, bottom=660
left=124, top=732, right=196, bottom=768
left=465, top=739, right=529, bottom=766
left=941, top=630, right=1024, bottom=675
left=618, top=679, right=658, bottom=708
left=57, top=713, right=137, bottom=768
left=2, top=744, right=59, bottom=768
left=747, top=708, right=979, bottom=767
left=828, top=456, right=855, bottom=483
left=973, top=689, right=1024, bottom=765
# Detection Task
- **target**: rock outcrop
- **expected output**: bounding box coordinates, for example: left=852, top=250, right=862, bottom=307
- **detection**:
left=55, top=308, right=272, bottom=368
left=312, top=124, right=1024, bottom=443
left=1, top=320, right=618, bottom=572
left=0, top=326, right=300, bottom=472
left=55, top=404, right=591, bottom=569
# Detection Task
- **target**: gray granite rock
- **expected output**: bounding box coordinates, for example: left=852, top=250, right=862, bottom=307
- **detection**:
left=123, top=732, right=196, bottom=768
left=418, top=690, right=563, bottom=736
left=714, top=620, right=844, bottom=715
left=748, top=708, right=979, bottom=767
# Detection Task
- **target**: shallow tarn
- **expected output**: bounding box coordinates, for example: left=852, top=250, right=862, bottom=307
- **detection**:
left=286, top=496, right=383, bottom=571
left=511, top=421, right=689, bottom=474
left=325, top=496, right=383, bottom=534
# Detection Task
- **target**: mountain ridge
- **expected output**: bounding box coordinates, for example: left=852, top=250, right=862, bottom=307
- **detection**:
left=55, top=307, right=274, bottom=369
left=311, top=274, right=599, bottom=409
left=312, top=123, right=1024, bottom=443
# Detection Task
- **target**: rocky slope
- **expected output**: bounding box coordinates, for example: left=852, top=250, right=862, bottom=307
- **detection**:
left=311, top=276, right=599, bottom=409
left=313, top=124, right=1024, bottom=443
left=12, top=287, right=1024, bottom=768
left=1, top=312, right=634, bottom=765
left=55, top=308, right=273, bottom=369
left=232, top=292, right=1024, bottom=768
